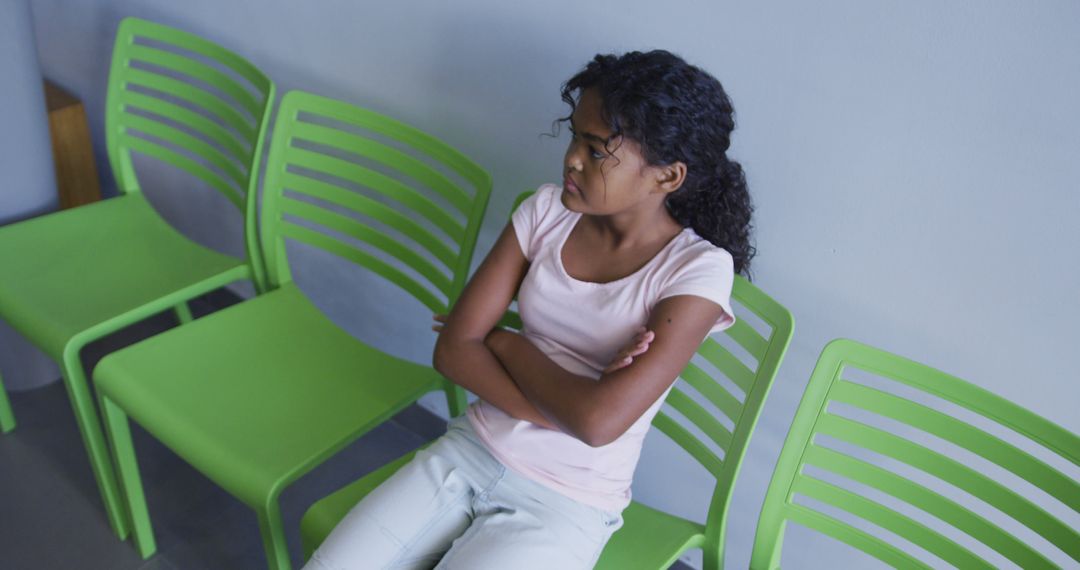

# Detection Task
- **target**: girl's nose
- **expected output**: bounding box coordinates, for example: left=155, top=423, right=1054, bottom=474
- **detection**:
left=565, top=154, right=583, bottom=173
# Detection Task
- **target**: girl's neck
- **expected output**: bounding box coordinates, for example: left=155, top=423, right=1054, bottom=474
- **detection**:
left=579, top=198, right=684, bottom=251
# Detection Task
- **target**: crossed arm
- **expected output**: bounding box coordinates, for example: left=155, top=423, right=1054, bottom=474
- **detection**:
left=432, top=223, right=725, bottom=447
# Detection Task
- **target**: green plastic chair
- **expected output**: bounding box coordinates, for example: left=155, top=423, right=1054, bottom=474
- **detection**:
left=0, top=375, right=14, bottom=433
left=750, top=339, right=1080, bottom=569
left=0, top=17, right=273, bottom=538
left=300, top=267, right=796, bottom=569
left=94, top=90, right=492, bottom=569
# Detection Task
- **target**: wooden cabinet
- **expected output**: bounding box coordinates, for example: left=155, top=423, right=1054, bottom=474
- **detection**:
left=44, top=80, right=101, bottom=209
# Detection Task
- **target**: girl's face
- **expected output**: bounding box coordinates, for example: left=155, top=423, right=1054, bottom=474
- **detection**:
left=561, top=88, right=665, bottom=215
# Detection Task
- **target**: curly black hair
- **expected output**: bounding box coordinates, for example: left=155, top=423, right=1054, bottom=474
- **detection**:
left=559, top=50, right=755, bottom=275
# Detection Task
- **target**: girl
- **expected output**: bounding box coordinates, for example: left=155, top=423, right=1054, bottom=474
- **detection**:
left=306, top=49, right=754, bottom=570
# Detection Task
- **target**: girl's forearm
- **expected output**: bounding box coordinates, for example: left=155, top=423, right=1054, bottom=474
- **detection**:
left=433, top=336, right=558, bottom=429
left=485, top=330, right=607, bottom=444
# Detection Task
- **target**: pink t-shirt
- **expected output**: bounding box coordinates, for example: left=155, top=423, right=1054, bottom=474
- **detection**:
left=467, top=184, right=736, bottom=512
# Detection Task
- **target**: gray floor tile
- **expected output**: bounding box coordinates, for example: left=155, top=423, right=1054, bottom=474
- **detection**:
left=1, top=375, right=441, bottom=569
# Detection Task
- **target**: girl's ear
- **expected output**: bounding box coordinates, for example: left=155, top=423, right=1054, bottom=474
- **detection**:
left=655, top=161, right=687, bottom=195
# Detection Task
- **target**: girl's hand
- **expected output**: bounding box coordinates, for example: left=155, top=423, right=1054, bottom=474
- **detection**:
left=432, top=313, right=448, bottom=333
left=604, top=326, right=655, bottom=373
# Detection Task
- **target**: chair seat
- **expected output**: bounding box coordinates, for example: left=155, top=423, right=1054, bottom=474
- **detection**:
left=95, top=283, right=444, bottom=507
left=0, top=193, right=246, bottom=358
left=594, top=501, right=705, bottom=569
left=300, top=448, right=707, bottom=568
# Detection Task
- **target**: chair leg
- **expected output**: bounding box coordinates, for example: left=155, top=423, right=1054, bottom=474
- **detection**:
left=100, top=394, right=157, bottom=558
left=703, top=545, right=721, bottom=570
left=60, top=348, right=130, bottom=540
left=0, top=370, right=15, bottom=433
left=444, top=384, right=468, bottom=418
left=703, top=516, right=727, bottom=570
left=173, top=301, right=194, bottom=325
left=257, top=499, right=293, bottom=570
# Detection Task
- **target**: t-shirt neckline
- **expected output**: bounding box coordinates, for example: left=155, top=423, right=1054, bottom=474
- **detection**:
left=556, top=211, right=691, bottom=287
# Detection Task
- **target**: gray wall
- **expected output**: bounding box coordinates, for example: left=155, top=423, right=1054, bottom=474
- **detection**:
left=0, top=0, right=61, bottom=390
left=28, top=1, right=1080, bottom=567
left=1, top=0, right=56, bottom=225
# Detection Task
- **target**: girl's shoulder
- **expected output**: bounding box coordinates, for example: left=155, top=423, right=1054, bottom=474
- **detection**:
left=668, top=227, right=735, bottom=272
left=526, top=183, right=565, bottom=213
left=512, top=184, right=577, bottom=261
left=656, top=229, right=737, bottom=330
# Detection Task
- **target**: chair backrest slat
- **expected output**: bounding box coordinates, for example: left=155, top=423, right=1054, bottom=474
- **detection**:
left=118, top=113, right=247, bottom=187
left=117, top=134, right=243, bottom=209
left=278, top=198, right=453, bottom=297
left=122, top=68, right=257, bottom=140
left=816, top=413, right=1075, bottom=564
left=105, top=17, right=275, bottom=292
left=803, top=444, right=1052, bottom=569
left=751, top=339, right=1080, bottom=569
left=289, top=121, right=474, bottom=215
left=786, top=504, right=928, bottom=569
left=653, top=412, right=726, bottom=477
left=282, top=147, right=466, bottom=242
left=725, top=317, right=769, bottom=361
left=278, top=223, right=447, bottom=314
left=279, top=171, right=458, bottom=268
left=830, top=380, right=1080, bottom=509
left=794, top=474, right=996, bottom=569
left=261, top=91, right=493, bottom=316
left=121, top=19, right=269, bottom=91
left=697, top=338, right=756, bottom=393
left=121, top=91, right=250, bottom=161
left=294, top=98, right=491, bottom=194
left=664, top=389, right=733, bottom=453
left=106, top=19, right=272, bottom=195
left=124, top=43, right=263, bottom=117
left=679, top=360, right=742, bottom=423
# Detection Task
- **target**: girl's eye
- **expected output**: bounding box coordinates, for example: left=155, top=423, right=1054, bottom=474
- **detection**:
left=568, top=126, right=605, bottom=159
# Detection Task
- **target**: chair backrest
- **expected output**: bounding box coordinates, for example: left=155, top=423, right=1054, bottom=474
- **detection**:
left=502, top=189, right=794, bottom=567
left=260, top=91, right=491, bottom=414
left=104, top=17, right=275, bottom=289
left=751, top=339, right=1080, bottom=569
left=657, top=274, right=794, bottom=567
left=260, top=90, right=492, bottom=309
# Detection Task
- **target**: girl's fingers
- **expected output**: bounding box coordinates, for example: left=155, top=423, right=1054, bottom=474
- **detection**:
left=629, top=336, right=653, bottom=353
left=432, top=314, right=448, bottom=333
left=607, top=328, right=655, bottom=370
left=604, top=356, right=633, bottom=373
left=616, top=339, right=653, bottom=360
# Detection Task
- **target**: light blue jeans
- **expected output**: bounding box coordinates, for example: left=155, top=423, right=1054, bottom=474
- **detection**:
left=304, top=416, right=623, bottom=570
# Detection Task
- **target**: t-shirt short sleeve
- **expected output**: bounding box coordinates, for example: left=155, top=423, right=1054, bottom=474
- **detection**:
left=511, top=184, right=562, bottom=261
left=658, top=247, right=737, bottom=334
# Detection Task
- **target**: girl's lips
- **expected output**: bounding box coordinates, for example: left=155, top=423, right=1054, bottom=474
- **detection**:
left=563, top=178, right=580, bottom=194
